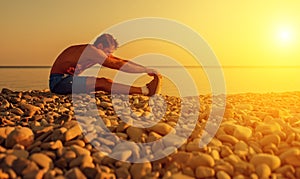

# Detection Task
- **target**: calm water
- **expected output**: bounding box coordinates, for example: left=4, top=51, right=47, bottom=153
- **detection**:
left=0, top=67, right=299, bottom=96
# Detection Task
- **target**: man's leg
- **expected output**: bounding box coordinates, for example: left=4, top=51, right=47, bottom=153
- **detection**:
left=85, top=76, right=159, bottom=95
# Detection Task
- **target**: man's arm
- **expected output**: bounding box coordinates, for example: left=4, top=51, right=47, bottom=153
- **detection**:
left=103, top=55, right=157, bottom=75
left=81, top=45, right=157, bottom=75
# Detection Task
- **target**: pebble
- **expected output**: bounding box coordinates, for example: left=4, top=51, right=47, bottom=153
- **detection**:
left=82, top=167, right=100, bottom=179
left=115, top=167, right=131, bottom=179
left=7, top=149, right=29, bottom=158
left=217, top=134, right=239, bottom=145
left=11, top=158, right=31, bottom=176
left=126, top=126, right=146, bottom=142
left=233, top=125, right=252, bottom=141
left=279, top=148, right=300, bottom=166
left=169, top=172, right=194, bottom=179
left=255, top=163, right=271, bottom=179
left=110, top=150, right=132, bottom=161
left=5, top=127, right=34, bottom=148
left=260, top=134, right=281, bottom=146
left=29, top=153, right=54, bottom=170
left=216, top=171, right=231, bottom=179
left=70, top=145, right=91, bottom=156
left=40, top=140, right=63, bottom=150
left=64, top=123, right=82, bottom=141
left=0, top=126, right=14, bottom=139
left=130, top=162, right=152, bottom=179
left=188, top=153, right=215, bottom=169
left=149, top=122, right=173, bottom=135
left=195, top=166, right=215, bottom=178
left=250, top=153, right=281, bottom=170
left=171, top=151, right=192, bottom=165
left=69, top=154, right=93, bottom=168
left=1, top=89, right=300, bottom=178
left=9, top=108, right=24, bottom=116
left=4, top=154, right=18, bottom=167
left=64, top=167, right=87, bottom=179
left=62, top=150, right=76, bottom=163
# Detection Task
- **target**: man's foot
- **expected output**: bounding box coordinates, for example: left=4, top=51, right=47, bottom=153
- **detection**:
left=146, top=74, right=160, bottom=96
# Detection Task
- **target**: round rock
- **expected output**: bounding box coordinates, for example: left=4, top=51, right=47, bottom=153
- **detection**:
left=5, top=127, right=34, bottom=148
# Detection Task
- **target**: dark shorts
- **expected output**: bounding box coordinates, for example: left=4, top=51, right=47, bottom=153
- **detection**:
left=49, top=74, right=87, bottom=94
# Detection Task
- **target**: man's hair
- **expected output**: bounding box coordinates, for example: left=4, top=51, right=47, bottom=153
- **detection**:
left=93, top=34, right=119, bottom=48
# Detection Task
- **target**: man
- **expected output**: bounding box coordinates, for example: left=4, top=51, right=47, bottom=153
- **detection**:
left=49, top=34, right=160, bottom=96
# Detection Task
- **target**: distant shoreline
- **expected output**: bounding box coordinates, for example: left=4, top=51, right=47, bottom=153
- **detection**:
left=0, top=66, right=51, bottom=68
left=1, top=65, right=300, bottom=69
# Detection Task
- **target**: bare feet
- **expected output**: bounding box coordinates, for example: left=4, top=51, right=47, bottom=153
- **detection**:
left=146, top=74, right=160, bottom=96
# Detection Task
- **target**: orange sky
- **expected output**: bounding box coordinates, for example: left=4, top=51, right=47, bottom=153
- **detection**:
left=1, top=0, right=300, bottom=66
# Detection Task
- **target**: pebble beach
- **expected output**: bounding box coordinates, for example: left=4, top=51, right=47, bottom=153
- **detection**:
left=0, top=88, right=300, bottom=179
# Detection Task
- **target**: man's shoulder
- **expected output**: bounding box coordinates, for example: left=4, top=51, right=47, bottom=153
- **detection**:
left=60, top=44, right=90, bottom=54
left=68, top=44, right=90, bottom=49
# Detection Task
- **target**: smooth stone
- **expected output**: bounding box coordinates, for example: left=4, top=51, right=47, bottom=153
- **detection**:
left=126, top=126, right=145, bottom=143
left=186, top=139, right=202, bottom=152
left=113, top=142, right=140, bottom=161
left=195, top=166, right=215, bottom=178
left=23, top=170, right=45, bottom=179
left=97, top=137, right=115, bottom=146
left=69, top=154, right=93, bottom=168
left=10, top=107, right=24, bottom=116
left=255, top=123, right=281, bottom=135
left=171, top=151, right=192, bottom=164
left=70, top=145, right=91, bottom=156
left=0, top=126, right=15, bottom=139
left=169, top=172, right=194, bottom=179
left=21, top=160, right=39, bottom=176
left=279, top=148, right=300, bottom=166
left=255, top=163, right=271, bottom=179
left=163, top=134, right=186, bottom=147
left=115, top=167, right=131, bottom=179
left=260, top=134, right=281, bottom=146
left=64, top=167, right=87, bottom=179
left=116, top=122, right=130, bottom=132
left=54, top=158, right=68, bottom=169
left=250, top=153, right=281, bottom=170
left=12, top=158, right=31, bottom=176
left=147, top=132, right=162, bottom=143
left=149, top=122, right=173, bottom=135
left=95, top=172, right=116, bottom=179
left=233, top=125, right=252, bottom=141
left=29, top=153, right=54, bottom=170
left=4, top=154, right=18, bottom=167
left=217, top=134, right=239, bottom=145
left=216, top=171, right=231, bottom=179
left=130, top=162, right=152, bottom=179
left=40, top=140, right=63, bottom=150
left=7, top=149, right=29, bottom=158
left=64, top=124, right=82, bottom=141
left=19, top=101, right=40, bottom=117
left=62, top=150, right=77, bottom=162
left=82, top=167, right=100, bottom=179
left=182, top=167, right=195, bottom=178
left=188, top=153, right=215, bottom=169
left=5, top=127, right=34, bottom=148
left=110, top=150, right=132, bottom=161
left=64, top=139, right=85, bottom=147
left=92, top=151, right=106, bottom=164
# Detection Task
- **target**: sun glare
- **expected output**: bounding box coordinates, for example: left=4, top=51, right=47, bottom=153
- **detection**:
left=277, top=27, right=293, bottom=45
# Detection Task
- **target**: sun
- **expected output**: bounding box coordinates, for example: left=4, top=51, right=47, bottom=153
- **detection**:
left=276, top=27, right=294, bottom=45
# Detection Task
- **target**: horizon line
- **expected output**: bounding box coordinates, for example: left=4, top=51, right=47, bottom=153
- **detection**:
left=0, top=65, right=300, bottom=68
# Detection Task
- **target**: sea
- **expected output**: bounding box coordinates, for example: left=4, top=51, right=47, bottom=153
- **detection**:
left=0, top=66, right=299, bottom=96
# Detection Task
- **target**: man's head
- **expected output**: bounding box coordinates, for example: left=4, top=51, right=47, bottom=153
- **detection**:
left=93, top=34, right=118, bottom=55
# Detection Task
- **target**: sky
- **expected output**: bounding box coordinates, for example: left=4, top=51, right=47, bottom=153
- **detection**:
left=1, top=0, right=300, bottom=67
